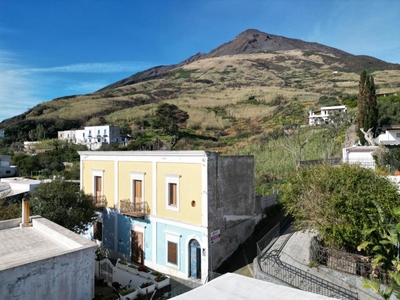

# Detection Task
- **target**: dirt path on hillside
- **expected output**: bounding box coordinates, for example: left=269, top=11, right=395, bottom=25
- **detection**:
left=343, top=124, right=357, bottom=148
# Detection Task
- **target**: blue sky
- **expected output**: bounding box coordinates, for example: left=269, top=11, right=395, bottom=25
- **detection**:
left=1, top=0, right=399, bottom=122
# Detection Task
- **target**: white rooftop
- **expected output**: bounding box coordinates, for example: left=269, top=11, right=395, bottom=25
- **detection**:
left=0, top=216, right=96, bottom=271
left=1, top=177, right=48, bottom=185
left=171, top=273, right=338, bottom=300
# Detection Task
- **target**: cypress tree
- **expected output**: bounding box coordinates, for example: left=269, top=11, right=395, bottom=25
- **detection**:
left=357, top=70, right=378, bottom=145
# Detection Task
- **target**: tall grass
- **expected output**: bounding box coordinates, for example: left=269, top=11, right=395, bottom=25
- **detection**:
left=226, top=125, right=346, bottom=194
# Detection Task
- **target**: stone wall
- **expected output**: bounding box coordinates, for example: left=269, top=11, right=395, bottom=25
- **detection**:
left=207, top=153, right=257, bottom=270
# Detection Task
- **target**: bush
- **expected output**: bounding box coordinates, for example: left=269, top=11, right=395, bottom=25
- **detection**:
left=280, top=164, right=400, bottom=252
left=318, top=96, right=340, bottom=107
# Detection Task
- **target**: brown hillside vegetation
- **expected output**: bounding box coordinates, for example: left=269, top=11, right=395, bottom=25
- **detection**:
left=1, top=29, right=399, bottom=148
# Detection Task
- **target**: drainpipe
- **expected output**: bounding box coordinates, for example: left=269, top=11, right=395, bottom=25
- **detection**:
left=20, top=194, right=32, bottom=227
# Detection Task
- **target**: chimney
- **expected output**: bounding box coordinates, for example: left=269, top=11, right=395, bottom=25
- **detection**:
left=20, top=193, right=32, bottom=227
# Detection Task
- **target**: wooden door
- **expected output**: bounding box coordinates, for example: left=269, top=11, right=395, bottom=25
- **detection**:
left=133, top=180, right=142, bottom=205
left=95, top=176, right=102, bottom=202
left=131, top=230, right=144, bottom=264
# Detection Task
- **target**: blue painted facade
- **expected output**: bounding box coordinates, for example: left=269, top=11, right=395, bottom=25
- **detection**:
left=100, top=209, right=152, bottom=261
left=155, top=221, right=202, bottom=275
left=98, top=208, right=203, bottom=279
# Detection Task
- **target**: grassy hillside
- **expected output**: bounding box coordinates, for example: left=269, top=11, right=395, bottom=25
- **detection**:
left=1, top=49, right=399, bottom=193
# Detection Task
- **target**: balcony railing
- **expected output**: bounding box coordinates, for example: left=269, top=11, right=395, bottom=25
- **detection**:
left=119, top=199, right=150, bottom=218
left=93, top=195, right=107, bottom=208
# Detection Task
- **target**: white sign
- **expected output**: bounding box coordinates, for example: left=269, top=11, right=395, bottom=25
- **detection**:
left=210, top=229, right=220, bottom=244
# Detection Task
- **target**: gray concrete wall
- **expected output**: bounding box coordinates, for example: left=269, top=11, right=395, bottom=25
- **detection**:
left=207, top=153, right=256, bottom=269
left=0, top=248, right=95, bottom=300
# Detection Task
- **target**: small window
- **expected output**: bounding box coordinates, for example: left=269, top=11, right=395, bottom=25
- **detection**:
left=166, top=175, right=179, bottom=211
left=5, top=170, right=11, bottom=174
left=98, top=130, right=100, bottom=135
left=93, top=221, right=103, bottom=241
left=167, top=241, right=178, bottom=265
left=169, top=183, right=177, bottom=206
left=396, top=133, right=400, bottom=138
left=104, top=129, right=107, bottom=135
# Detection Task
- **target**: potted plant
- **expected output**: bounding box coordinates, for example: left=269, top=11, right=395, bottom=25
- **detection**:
left=120, top=288, right=138, bottom=300
left=149, top=270, right=162, bottom=280
left=154, top=274, right=170, bottom=289
left=137, top=265, right=150, bottom=277
left=95, top=248, right=105, bottom=261
left=138, top=281, right=156, bottom=295
left=127, top=264, right=138, bottom=275
left=117, top=259, right=128, bottom=271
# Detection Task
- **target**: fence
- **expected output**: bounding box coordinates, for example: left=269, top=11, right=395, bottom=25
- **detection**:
left=299, top=157, right=341, bottom=167
left=256, top=216, right=291, bottom=257
left=261, top=255, right=359, bottom=300
left=260, top=193, right=278, bottom=212
left=309, top=237, right=388, bottom=283
left=256, top=219, right=359, bottom=300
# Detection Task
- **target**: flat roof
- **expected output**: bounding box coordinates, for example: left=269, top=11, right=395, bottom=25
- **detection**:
left=171, top=273, right=337, bottom=300
left=79, top=150, right=210, bottom=157
left=0, top=216, right=96, bottom=271
left=0, top=177, right=46, bottom=185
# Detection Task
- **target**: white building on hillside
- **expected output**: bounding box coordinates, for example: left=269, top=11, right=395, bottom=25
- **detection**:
left=374, top=124, right=400, bottom=146
left=342, top=146, right=377, bottom=169
left=309, top=105, right=347, bottom=125
left=58, top=125, right=123, bottom=150
left=0, top=155, right=17, bottom=178
left=0, top=129, right=4, bottom=138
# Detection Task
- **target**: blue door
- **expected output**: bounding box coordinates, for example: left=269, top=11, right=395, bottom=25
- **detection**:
left=189, top=240, right=201, bottom=279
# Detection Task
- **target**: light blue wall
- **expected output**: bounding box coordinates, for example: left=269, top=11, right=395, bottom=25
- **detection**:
left=117, top=214, right=152, bottom=261
left=156, top=222, right=202, bottom=274
left=101, top=210, right=152, bottom=262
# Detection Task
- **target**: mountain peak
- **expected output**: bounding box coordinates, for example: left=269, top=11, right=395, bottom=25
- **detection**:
left=207, top=28, right=334, bottom=57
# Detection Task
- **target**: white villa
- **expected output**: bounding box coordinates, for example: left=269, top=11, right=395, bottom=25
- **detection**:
left=58, top=125, right=123, bottom=150
left=308, top=105, right=347, bottom=125
left=374, top=125, right=400, bottom=146
left=0, top=129, right=4, bottom=138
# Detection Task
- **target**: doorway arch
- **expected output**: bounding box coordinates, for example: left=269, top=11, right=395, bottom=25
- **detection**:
left=188, top=239, right=201, bottom=279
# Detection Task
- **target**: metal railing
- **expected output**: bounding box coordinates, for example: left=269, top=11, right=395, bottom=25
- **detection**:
left=119, top=199, right=150, bottom=218
left=261, top=255, right=359, bottom=300
left=256, top=218, right=358, bottom=300
left=93, top=195, right=107, bottom=208
left=257, top=216, right=292, bottom=257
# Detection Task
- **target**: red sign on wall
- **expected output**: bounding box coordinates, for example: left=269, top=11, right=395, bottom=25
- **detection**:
left=210, top=229, right=220, bottom=244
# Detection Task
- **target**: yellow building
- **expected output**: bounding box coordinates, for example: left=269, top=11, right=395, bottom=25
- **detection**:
left=80, top=150, right=256, bottom=283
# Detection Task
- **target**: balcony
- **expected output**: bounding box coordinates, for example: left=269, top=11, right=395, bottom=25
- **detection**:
left=93, top=195, right=107, bottom=209
left=119, top=199, right=150, bottom=218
